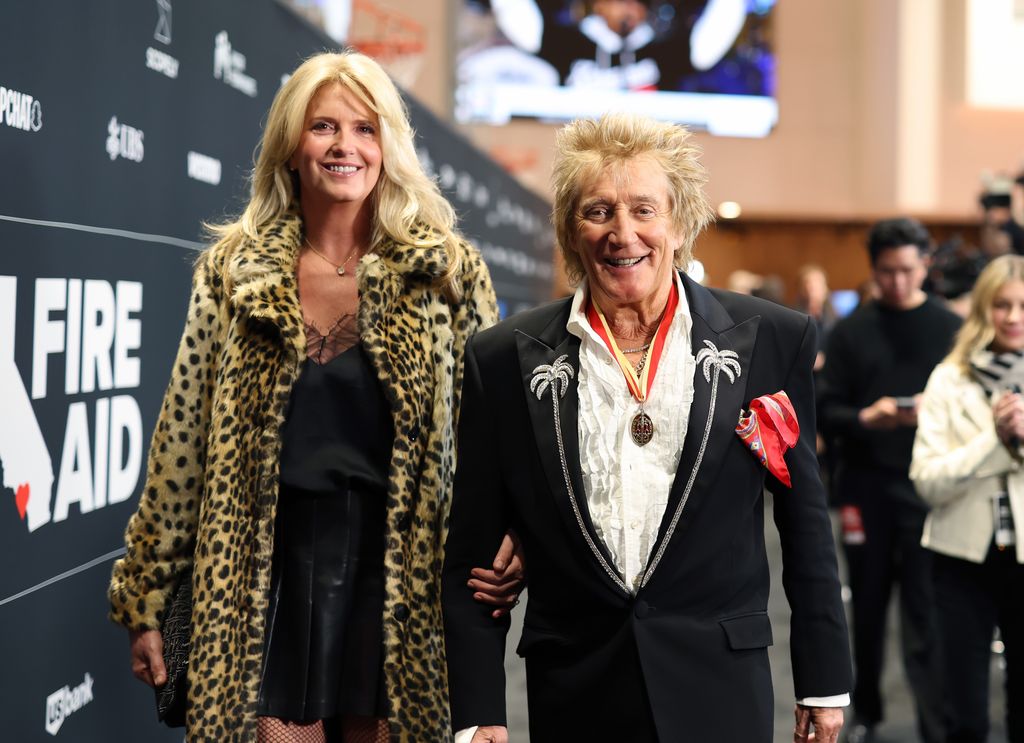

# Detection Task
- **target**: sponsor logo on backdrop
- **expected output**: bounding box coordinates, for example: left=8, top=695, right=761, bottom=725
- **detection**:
left=44, top=673, right=94, bottom=736
left=146, top=47, right=179, bottom=79
left=0, top=277, right=144, bottom=533
left=146, top=0, right=179, bottom=79
left=0, top=84, right=43, bottom=132
left=417, top=147, right=553, bottom=282
left=106, top=117, right=144, bottom=163
left=213, top=31, right=257, bottom=97
left=154, top=0, right=171, bottom=44
left=187, top=151, right=222, bottom=185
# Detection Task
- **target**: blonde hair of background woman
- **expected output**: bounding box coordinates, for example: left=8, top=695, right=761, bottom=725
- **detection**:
left=550, top=112, right=714, bottom=285
left=208, top=50, right=460, bottom=293
left=947, top=254, right=1024, bottom=372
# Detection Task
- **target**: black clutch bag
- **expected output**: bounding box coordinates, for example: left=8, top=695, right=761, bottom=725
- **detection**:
left=155, top=566, right=193, bottom=728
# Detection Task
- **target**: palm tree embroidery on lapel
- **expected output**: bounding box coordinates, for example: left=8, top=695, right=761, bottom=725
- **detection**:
left=639, top=339, right=742, bottom=589
left=697, top=341, right=741, bottom=383
left=530, top=354, right=629, bottom=594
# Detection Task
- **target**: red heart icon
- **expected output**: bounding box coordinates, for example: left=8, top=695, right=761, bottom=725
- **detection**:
left=15, top=483, right=30, bottom=520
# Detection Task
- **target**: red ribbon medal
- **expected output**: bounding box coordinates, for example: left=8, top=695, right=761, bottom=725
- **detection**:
left=587, top=282, right=679, bottom=446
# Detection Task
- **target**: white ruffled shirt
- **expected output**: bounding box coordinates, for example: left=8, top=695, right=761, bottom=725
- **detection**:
left=454, top=277, right=846, bottom=742
left=568, top=276, right=694, bottom=591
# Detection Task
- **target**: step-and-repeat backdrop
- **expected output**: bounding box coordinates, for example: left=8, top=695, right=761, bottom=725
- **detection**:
left=0, top=1, right=552, bottom=740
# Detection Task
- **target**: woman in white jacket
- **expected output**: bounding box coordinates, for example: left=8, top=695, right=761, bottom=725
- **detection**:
left=911, top=254, right=1024, bottom=743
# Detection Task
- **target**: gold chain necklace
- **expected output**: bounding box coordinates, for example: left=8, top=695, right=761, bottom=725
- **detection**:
left=633, top=345, right=652, bottom=375
left=304, top=237, right=360, bottom=276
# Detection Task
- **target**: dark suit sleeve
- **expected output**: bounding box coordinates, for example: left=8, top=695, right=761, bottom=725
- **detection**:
left=442, top=337, right=512, bottom=730
left=767, top=317, right=853, bottom=699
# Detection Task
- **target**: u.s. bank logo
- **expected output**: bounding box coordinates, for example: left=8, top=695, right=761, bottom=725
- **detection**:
left=0, top=277, right=144, bottom=533
left=45, top=673, right=95, bottom=736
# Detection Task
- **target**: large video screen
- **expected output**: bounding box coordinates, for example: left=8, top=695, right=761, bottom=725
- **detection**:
left=455, top=0, right=777, bottom=137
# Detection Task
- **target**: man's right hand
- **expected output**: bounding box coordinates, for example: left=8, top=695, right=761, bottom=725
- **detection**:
left=129, top=628, right=166, bottom=687
left=858, top=397, right=900, bottom=430
left=471, top=726, right=508, bottom=743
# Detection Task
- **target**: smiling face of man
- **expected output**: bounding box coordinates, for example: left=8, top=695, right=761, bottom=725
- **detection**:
left=572, top=156, right=681, bottom=315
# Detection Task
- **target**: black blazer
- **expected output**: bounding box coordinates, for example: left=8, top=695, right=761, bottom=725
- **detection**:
left=442, top=275, right=852, bottom=742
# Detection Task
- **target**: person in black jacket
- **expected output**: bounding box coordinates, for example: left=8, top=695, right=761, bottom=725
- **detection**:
left=443, top=113, right=851, bottom=743
left=820, top=218, right=961, bottom=743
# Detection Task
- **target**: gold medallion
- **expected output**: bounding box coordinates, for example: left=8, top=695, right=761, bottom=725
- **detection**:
left=630, top=411, right=654, bottom=446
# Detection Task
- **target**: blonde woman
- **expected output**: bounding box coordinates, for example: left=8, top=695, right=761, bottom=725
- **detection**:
left=109, top=52, right=512, bottom=742
left=911, top=254, right=1024, bottom=742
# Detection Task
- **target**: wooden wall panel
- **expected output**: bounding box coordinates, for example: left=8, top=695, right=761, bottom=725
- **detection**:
left=694, top=217, right=978, bottom=303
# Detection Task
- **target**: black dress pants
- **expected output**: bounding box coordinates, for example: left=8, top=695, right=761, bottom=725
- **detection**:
left=843, top=477, right=943, bottom=743
left=933, top=545, right=1024, bottom=743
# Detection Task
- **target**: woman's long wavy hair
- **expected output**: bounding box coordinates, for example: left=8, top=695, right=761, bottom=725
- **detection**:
left=207, top=51, right=459, bottom=294
left=948, top=254, right=1024, bottom=372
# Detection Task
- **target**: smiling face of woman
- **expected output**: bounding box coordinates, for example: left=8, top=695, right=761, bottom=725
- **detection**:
left=288, top=82, right=383, bottom=211
left=991, top=279, right=1024, bottom=353
left=572, top=156, right=681, bottom=317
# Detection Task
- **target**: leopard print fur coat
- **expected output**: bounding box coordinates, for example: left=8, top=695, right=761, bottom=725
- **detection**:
left=109, top=211, right=498, bottom=741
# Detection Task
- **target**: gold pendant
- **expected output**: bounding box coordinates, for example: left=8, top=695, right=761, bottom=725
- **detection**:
left=630, top=411, right=654, bottom=446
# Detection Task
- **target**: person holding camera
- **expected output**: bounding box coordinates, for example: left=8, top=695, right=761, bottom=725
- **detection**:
left=911, top=255, right=1024, bottom=743
left=819, top=218, right=961, bottom=743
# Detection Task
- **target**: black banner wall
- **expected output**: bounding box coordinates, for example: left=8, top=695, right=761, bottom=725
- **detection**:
left=0, top=2, right=551, bottom=740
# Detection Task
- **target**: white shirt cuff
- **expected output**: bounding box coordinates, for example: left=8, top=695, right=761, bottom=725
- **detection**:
left=797, top=693, right=851, bottom=707
left=454, top=727, right=478, bottom=743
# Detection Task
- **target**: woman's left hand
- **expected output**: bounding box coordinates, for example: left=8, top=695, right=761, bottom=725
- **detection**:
left=469, top=530, right=526, bottom=619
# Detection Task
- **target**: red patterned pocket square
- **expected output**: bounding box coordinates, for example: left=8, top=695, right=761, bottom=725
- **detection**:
left=735, top=391, right=800, bottom=487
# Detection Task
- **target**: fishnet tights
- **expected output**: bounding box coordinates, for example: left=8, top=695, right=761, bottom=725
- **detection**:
left=339, top=717, right=390, bottom=743
left=257, top=716, right=389, bottom=743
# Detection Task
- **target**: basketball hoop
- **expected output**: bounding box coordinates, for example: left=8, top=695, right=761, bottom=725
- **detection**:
left=348, top=0, right=426, bottom=89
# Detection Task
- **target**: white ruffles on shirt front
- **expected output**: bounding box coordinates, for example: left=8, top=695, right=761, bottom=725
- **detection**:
left=567, top=276, right=695, bottom=591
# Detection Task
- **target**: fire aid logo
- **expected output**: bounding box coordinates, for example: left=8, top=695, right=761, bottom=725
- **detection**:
left=0, top=276, right=144, bottom=533
left=0, top=84, right=43, bottom=132
left=45, top=673, right=94, bottom=736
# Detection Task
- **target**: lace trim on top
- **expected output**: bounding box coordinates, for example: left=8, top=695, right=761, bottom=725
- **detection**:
left=304, top=313, right=358, bottom=364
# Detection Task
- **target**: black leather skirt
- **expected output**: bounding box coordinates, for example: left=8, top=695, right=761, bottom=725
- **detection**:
left=257, top=486, right=387, bottom=722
